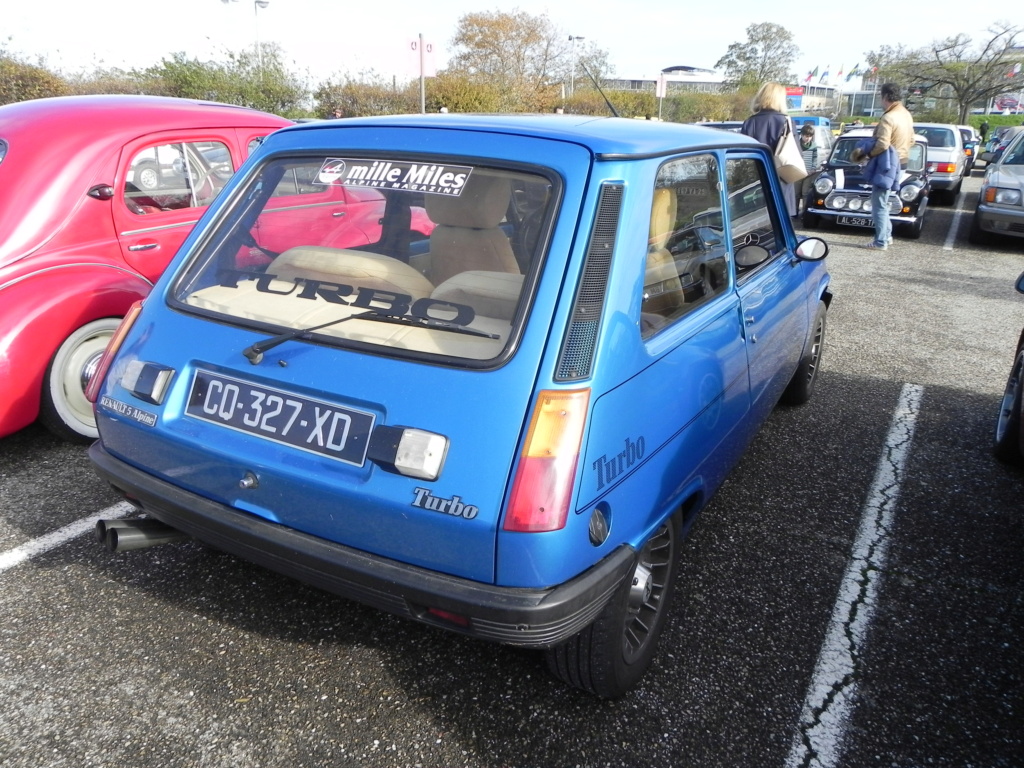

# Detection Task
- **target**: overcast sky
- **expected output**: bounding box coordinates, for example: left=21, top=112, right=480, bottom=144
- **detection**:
left=4, top=0, right=1014, bottom=89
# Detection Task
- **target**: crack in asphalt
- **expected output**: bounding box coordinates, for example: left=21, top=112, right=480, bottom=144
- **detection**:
left=787, top=383, right=924, bottom=768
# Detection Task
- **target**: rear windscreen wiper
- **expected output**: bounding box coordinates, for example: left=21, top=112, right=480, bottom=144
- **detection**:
left=242, top=310, right=499, bottom=364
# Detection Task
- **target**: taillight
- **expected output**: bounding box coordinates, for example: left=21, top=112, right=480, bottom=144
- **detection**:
left=936, top=162, right=956, bottom=173
left=85, top=300, right=143, bottom=403
left=504, top=389, right=590, bottom=533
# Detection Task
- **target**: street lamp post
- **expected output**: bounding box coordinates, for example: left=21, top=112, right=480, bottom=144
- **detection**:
left=568, top=35, right=584, bottom=97
left=253, top=0, right=269, bottom=72
left=222, top=0, right=269, bottom=70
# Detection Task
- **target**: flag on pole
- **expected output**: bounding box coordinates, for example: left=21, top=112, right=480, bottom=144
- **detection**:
left=804, top=71, right=813, bottom=84
left=836, top=64, right=844, bottom=79
left=846, top=63, right=861, bottom=81
left=819, top=65, right=830, bottom=84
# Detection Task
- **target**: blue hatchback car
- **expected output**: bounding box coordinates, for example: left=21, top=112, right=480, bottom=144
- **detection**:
left=88, top=115, right=831, bottom=698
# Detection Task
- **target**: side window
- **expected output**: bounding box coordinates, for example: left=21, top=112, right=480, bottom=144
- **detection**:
left=724, top=157, right=786, bottom=278
left=124, top=140, right=232, bottom=215
left=642, top=153, right=730, bottom=338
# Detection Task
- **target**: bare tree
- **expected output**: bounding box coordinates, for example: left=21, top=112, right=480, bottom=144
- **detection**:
left=446, top=10, right=612, bottom=111
left=866, top=22, right=1024, bottom=122
left=715, top=23, right=799, bottom=87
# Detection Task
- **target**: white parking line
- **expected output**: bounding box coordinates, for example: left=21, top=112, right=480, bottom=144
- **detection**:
left=0, top=501, right=133, bottom=574
left=786, top=383, right=924, bottom=768
left=943, top=195, right=968, bottom=250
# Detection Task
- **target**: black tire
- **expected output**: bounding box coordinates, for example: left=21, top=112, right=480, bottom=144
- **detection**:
left=994, top=347, right=1024, bottom=465
left=39, top=317, right=120, bottom=443
left=802, top=210, right=820, bottom=229
left=969, top=211, right=992, bottom=246
left=545, top=512, right=681, bottom=698
left=900, top=213, right=924, bottom=240
left=781, top=300, right=827, bottom=406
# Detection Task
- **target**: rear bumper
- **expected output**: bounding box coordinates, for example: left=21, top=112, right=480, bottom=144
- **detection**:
left=89, top=442, right=635, bottom=648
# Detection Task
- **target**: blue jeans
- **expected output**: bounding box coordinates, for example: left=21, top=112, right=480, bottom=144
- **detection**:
left=870, top=186, right=892, bottom=246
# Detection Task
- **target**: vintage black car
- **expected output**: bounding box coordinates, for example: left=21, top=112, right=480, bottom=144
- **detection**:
left=802, top=128, right=931, bottom=239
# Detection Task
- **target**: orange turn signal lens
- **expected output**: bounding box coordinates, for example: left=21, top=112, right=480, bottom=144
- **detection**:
left=504, top=389, right=590, bottom=533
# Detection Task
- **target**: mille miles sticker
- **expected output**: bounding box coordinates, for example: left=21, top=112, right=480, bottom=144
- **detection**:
left=315, top=158, right=473, bottom=196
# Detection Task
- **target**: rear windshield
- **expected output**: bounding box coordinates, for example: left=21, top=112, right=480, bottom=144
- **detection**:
left=172, top=155, right=556, bottom=363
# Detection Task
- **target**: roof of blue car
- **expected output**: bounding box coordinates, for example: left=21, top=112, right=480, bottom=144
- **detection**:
left=278, top=113, right=761, bottom=158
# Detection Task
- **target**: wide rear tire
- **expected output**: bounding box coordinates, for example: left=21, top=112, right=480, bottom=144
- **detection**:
left=546, top=512, right=681, bottom=698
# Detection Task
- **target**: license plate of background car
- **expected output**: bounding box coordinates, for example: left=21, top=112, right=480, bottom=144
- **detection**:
left=185, top=369, right=374, bottom=465
left=837, top=216, right=872, bottom=227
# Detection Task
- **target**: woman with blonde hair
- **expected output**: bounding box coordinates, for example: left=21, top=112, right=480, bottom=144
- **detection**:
left=741, top=82, right=798, bottom=217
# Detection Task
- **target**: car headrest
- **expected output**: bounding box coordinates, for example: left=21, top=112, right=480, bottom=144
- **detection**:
left=425, top=174, right=510, bottom=229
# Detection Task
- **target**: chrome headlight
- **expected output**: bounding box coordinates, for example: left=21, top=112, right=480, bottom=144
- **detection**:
left=899, top=184, right=921, bottom=203
left=830, top=195, right=847, bottom=209
left=814, top=176, right=834, bottom=195
left=984, top=187, right=1023, bottom=206
left=848, top=198, right=863, bottom=211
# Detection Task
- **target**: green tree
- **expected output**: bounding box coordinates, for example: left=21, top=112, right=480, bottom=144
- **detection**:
left=0, top=48, right=70, bottom=104
left=137, top=45, right=307, bottom=116
left=715, top=23, right=799, bottom=87
left=314, top=75, right=418, bottom=117
left=866, top=22, right=1024, bottom=123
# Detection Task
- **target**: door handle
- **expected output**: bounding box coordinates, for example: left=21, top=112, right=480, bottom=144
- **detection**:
left=332, top=211, right=347, bottom=217
left=128, top=243, right=158, bottom=251
left=745, top=315, right=756, bottom=325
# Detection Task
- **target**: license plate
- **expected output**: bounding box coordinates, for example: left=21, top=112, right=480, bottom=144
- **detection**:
left=837, top=215, right=872, bottom=227
left=186, top=369, right=375, bottom=465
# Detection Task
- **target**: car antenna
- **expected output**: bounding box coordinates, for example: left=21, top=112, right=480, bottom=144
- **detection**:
left=579, top=63, right=620, bottom=118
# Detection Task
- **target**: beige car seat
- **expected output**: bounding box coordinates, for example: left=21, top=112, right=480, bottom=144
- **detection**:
left=424, top=174, right=520, bottom=286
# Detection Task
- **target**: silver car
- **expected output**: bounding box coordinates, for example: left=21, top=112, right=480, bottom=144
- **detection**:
left=913, top=122, right=968, bottom=204
left=970, top=128, right=1024, bottom=244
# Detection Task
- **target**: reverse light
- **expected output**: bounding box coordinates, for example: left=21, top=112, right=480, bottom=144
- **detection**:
left=85, top=301, right=144, bottom=403
left=504, top=389, right=591, bottom=533
left=367, top=425, right=449, bottom=480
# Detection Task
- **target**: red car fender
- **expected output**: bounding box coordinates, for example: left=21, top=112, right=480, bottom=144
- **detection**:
left=0, top=264, right=152, bottom=438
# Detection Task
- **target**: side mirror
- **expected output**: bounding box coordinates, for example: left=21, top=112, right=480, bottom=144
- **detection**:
left=980, top=151, right=994, bottom=163
left=795, top=236, right=829, bottom=261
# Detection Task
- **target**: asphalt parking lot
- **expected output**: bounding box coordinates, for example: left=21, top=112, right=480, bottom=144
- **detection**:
left=1, top=171, right=1021, bottom=768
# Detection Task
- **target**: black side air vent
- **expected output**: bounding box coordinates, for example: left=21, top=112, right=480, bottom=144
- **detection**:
left=555, top=183, right=624, bottom=381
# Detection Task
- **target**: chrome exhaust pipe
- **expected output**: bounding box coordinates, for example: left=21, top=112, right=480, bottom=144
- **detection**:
left=96, top=518, right=189, bottom=552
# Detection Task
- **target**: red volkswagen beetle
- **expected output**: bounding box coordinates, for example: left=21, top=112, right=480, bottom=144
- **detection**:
left=0, top=95, right=294, bottom=441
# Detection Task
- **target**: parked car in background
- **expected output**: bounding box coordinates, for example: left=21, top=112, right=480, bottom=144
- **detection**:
left=970, top=128, right=1024, bottom=245
left=793, top=121, right=834, bottom=160
left=0, top=95, right=293, bottom=441
left=913, top=123, right=968, bottom=204
left=958, top=125, right=980, bottom=174
left=87, top=114, right=831, bottom=698
left=994, top=271, right=1024, bottom=465
left=802, top=127, right=931, bottom=238
left=696, top=120, right=744, bottom=132
left=981, top=125, right=1024, bottom=166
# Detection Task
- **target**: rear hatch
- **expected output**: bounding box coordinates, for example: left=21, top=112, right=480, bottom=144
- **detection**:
left=96, top=124, right=593, bottom=584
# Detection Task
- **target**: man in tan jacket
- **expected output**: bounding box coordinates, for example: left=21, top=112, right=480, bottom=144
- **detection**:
left=868, top=83, right=915, bottom=168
